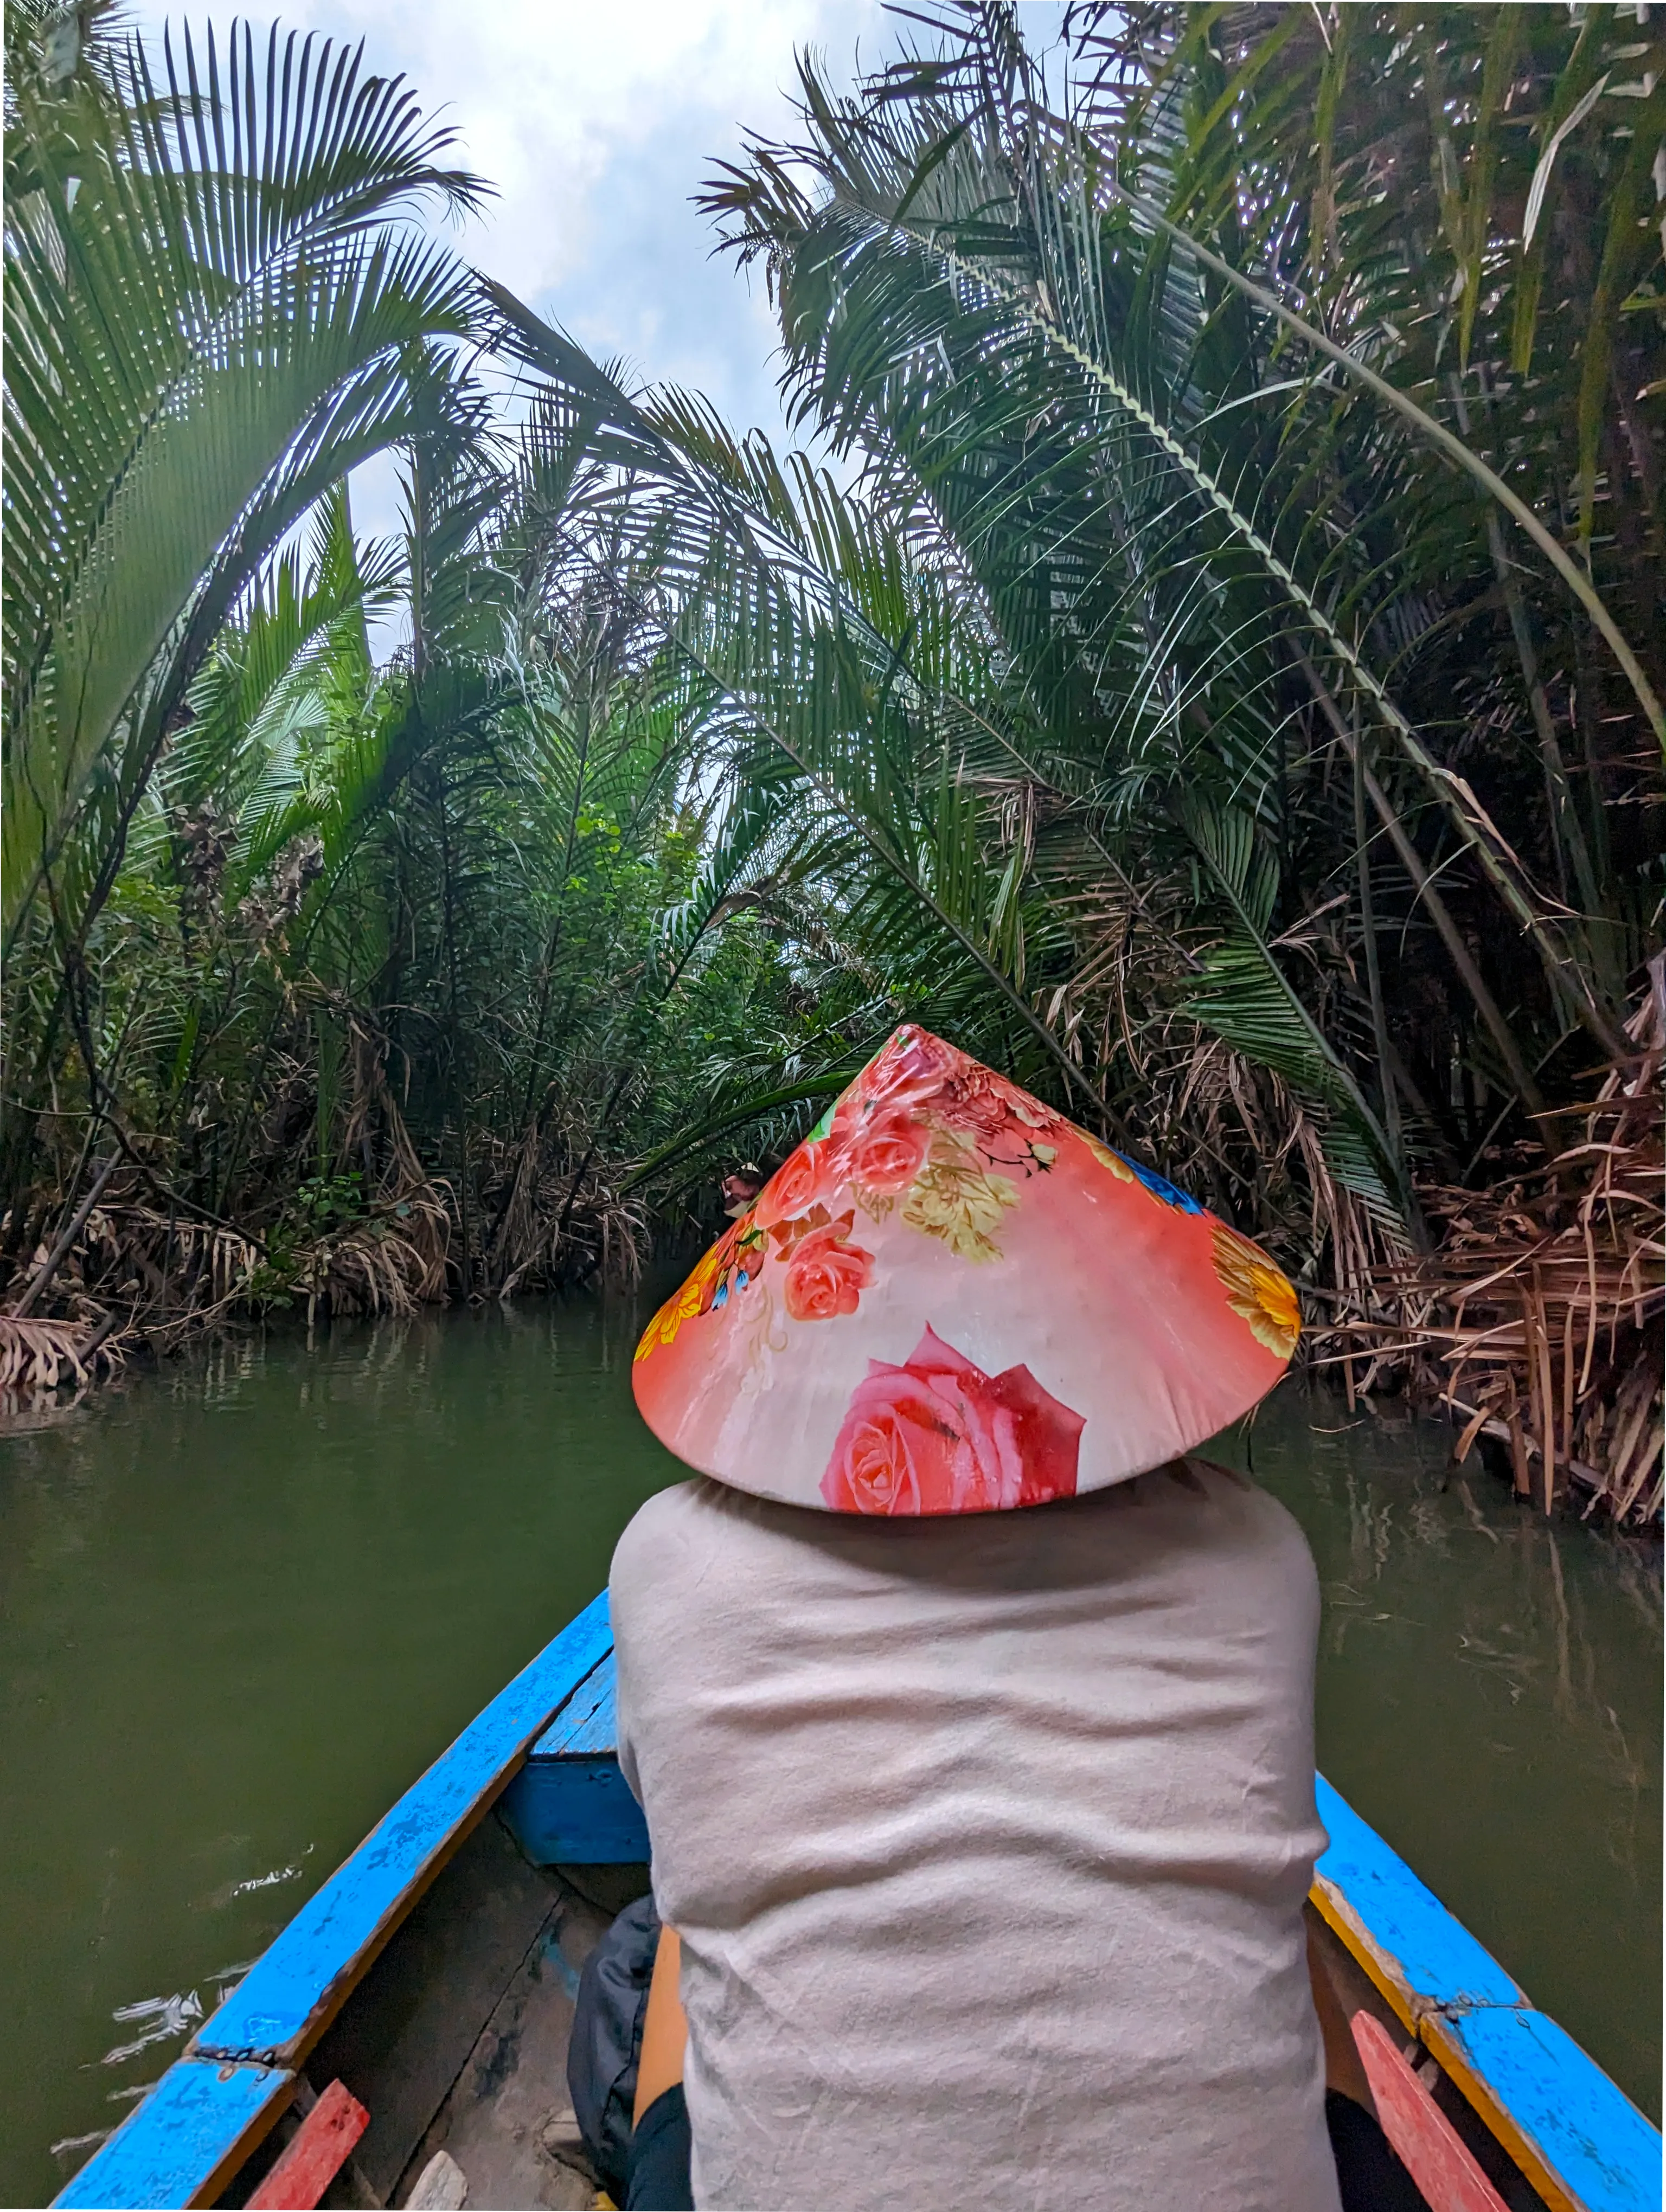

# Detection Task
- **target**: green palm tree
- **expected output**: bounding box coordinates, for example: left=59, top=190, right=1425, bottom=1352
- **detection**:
left=2, top=9, right=486, bottom=956
left=1, top=4, right=489, bottom=1231
left=681, top=1, right=1658, bottom=1242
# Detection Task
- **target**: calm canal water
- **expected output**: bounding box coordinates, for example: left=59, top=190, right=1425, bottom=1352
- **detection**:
left=2, top=1296, right=1659, bottom=2205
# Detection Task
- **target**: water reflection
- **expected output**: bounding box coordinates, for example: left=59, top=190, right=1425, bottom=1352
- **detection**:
left=1225, top=1383, right=1661, bottom=2114
left=1, top=1309, right=1658, bottom=2207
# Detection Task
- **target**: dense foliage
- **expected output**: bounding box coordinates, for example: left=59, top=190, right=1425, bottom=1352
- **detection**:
left=2, top=2, right=1660, bottom=1504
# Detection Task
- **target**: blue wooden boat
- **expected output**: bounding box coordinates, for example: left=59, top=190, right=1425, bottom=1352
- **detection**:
left=53, top=1591, right=1661, bottom=2212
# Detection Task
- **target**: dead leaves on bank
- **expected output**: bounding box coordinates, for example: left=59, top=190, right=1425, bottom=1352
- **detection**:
left=0, top=1313, right=121, bottom=1395
left=1316, top=961, right=1664, bottom=1525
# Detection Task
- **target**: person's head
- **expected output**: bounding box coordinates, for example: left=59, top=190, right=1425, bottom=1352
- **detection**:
left=633, top=1026, right=1297, bottom=1516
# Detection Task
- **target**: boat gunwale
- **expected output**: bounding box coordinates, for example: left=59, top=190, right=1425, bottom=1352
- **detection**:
left=50, top=1596, right=615, bottom=2211
left=1312, top=1774, right=1658, bottom=2212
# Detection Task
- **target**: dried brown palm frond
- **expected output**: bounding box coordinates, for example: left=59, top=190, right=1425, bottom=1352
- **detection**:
left=1028, top=857, right=1411, bottom=1294
left=1317, top=960, right=1664, bottom=1522
left=79, top=1207, right=261, bottom=1317
left=0, top=1313, right=123, bottom=1393
left=1, top=1165, right=450, bottom=1347
left=476, top=1112, right=651, bottom=1300
left=592, top=1180, right=651, bottom=1291
left=295, top=1224, right=431, bottom=1323
left=2, top=1175, right=253, bottom=1333
left=338, top=1013, right=451, bottom=1302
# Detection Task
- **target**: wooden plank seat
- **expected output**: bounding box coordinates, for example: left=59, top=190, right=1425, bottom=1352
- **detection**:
left=245, top=2080, right=369, bottom=2211
left=1351, top=2012, right=1510, bottom=2212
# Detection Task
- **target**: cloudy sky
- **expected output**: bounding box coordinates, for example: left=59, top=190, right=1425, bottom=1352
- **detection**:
left=129, top=0, right=1065, bottom=535
left=132, top=1, right=889, bottom=437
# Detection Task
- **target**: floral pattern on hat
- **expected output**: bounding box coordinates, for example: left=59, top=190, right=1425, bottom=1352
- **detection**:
left=821, top=1327, right=1084, bottom=1514
left=1211, top=1220, right=1302, bottom=1360
left=632, top=1024, right=1298, bottom=1512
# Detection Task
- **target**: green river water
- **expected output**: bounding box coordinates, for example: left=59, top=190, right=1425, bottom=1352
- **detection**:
left=2, top=1295, right=1659, bottom=2206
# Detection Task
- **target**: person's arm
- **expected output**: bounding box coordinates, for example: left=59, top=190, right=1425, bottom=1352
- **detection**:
left=633, top=1925, right=688, bottom=2125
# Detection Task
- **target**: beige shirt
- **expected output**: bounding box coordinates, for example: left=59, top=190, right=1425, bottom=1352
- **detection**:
left=610, top=1462, right=1340, bottom=2211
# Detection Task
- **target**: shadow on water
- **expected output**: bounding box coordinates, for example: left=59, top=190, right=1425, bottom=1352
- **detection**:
left=0, top=1306, right=1658, bottom=2203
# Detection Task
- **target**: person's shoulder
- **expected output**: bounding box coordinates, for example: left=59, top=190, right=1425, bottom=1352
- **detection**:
left=1024, top=1455, right=1315, bottom=1591
left=611, top=1478, right=708, bottom=1572
left=1036, top=1455, right=1297, bottom=1542
left=609, top=1476, right=777, bottom=1595
left=1172, top=1455, right=1319, bottom=1590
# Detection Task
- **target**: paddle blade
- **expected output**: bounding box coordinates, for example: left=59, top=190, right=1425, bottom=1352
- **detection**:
left=1351, top=2012, right=1509, bottom=2212
left=247, top=2079, right=368, bottom=2210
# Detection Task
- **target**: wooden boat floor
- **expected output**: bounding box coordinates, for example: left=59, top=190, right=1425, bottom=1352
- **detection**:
left=217, top=1812, right=650, bottom=2211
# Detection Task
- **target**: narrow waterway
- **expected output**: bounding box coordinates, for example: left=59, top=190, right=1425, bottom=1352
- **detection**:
left=2, top=1297, right=1658, bottom=2207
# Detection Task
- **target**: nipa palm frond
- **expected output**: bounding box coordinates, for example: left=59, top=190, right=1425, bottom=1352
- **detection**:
left=2, top=20, right=485, bottom=948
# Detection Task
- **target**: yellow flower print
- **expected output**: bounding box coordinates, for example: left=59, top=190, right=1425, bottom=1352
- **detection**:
left=901, top=1136, right=1019, bottom=1262
left=1211, top=1222, right=1300, bottom=1359
left=1079, top=1130, right=1135, bottom=1184
left=635, top=1243, right=722, bottom=1363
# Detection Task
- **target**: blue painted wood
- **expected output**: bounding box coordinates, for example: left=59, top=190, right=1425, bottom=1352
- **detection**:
left=1314, top=1774, right=1524, bottom=2012
left=530, top=1657, right=618, bottom=1758
left=194, top=1593, right=614, bottom=2065
left=504, top=1648, right=648, bottom=1860
left=52, top=2060, right=293, bottom=2210
left=1437, top=2005, right=1662, bottom=2212
left=500, top=1752, right=650, bottom=1863
left=1315, top=1776, right=1661, bottom=2211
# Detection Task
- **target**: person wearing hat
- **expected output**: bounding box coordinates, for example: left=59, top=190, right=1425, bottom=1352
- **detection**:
left=608, top=1026, right=1398, bottom=2210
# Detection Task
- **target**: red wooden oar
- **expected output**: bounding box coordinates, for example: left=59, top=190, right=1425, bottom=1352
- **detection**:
left=1351, top=2012, right=1509, bottom=2212
left=247, top=2079, right=369, bottom=2211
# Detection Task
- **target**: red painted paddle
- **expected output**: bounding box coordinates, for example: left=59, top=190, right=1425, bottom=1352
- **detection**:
left=1351, top=2012, right=1509, bottom=2212
left=247, top=2079, right=369, bottom=2211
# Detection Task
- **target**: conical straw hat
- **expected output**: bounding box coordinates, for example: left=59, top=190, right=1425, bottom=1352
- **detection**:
left=632, top=1025, right=1298, bottom=1513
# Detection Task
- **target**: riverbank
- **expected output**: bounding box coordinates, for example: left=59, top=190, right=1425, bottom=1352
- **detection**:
left=5, top=993, right=1661, bottom=1530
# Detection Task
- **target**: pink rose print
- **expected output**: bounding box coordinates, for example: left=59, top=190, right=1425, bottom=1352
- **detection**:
left=859, top=1026, right=958, bottom=1115
left=820, top=1325, right=1084, bottom=1514
left=755, top=1138, right=835, bottom=1229
left=944, top=1063, right=1059, bottom=1144
left=938, top=1085, right=1010, bottom=1146
left=839, top=1026, right=1060, bottom=1161
left=783, top=1221, right=875, bottom=1322
left=841, top=1103, right=930, bottom=1196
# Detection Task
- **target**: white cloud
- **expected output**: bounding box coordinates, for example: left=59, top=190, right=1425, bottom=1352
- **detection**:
left=336, top=0, right=858, bottom=306
left=132, top=0, right=889, bottom=442
left=129, top=0, right=901, bottom=561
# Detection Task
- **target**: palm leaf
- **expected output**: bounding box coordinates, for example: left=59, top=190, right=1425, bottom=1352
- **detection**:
left=3, top=20, right=485, bottom=948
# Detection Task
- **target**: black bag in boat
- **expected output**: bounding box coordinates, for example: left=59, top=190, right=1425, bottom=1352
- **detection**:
left=567, top=1893, right=661, bottom=2201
